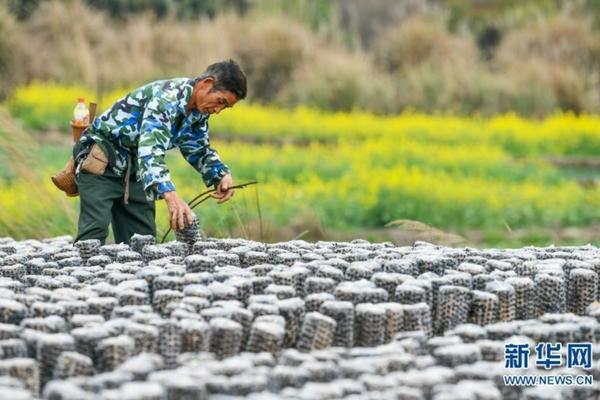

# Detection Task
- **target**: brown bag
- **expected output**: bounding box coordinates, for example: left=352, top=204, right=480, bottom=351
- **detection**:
left=51, top=156, right=79, bottom=197
left=51, top=101, right=99, bottom=197
left=80, top=143, right=108, bottom=175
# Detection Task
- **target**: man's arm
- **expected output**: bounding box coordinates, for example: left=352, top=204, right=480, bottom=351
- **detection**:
left=179, top=120, right=234, bottom=203
left=178, top=119, right=231, bottom=188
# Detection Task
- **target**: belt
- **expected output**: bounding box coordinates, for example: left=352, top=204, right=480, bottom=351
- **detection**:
left=124, top=153, right=132, bottom=205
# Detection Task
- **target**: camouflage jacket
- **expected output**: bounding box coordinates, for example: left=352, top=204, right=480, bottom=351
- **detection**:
left=75, top=78, right=230, bottom=202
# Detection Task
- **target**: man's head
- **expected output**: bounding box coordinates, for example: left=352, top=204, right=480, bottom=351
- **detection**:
left=191, top=60, right=247, bottom=115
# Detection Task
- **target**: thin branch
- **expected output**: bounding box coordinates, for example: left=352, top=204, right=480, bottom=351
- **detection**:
left=160, top=181, right=259, bottom=243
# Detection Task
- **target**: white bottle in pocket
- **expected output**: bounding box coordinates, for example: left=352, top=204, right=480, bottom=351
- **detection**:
left=73, top=97, right=90, bottom=126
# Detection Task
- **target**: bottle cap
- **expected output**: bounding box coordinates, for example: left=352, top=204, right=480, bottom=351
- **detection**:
left=77, top=97, right=85, bottom=103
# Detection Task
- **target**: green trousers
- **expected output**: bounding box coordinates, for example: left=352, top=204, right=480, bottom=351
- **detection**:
left=74, top=166, right=156, bottom=245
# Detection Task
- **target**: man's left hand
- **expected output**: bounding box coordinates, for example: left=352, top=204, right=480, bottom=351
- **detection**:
left=211, top=173, right=234, bottom=204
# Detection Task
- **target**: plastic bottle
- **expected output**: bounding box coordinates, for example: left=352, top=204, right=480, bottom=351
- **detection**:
left=73, top=97, right=89, bottom=126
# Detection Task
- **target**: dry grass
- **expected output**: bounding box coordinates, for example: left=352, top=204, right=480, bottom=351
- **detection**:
left=385, top=219, right=467, bottom=247
left=2, top=0, right=600, bottom=115
left=279, top=48, right=396, bottom=113
left=494, top=16, right=600, bottom=113
left=374, top=16, right=479, bottom=73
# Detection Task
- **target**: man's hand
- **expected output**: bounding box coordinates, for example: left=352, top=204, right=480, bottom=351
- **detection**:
left=163, top=191, right=194, bottom=231
left=211, top=173, right=234, bottom=204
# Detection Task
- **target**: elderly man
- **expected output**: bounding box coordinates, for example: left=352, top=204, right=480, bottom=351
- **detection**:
left=72, top=60, right=247, bottom=245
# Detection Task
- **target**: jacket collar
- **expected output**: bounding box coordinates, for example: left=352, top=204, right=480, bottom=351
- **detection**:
left=178, top=78, right=209, bottom=124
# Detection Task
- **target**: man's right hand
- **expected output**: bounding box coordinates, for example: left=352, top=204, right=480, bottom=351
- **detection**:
left=163, top=191, right=194, bottom=231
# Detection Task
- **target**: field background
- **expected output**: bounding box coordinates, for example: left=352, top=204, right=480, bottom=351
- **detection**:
left=0, top=0, right=599, bottom=247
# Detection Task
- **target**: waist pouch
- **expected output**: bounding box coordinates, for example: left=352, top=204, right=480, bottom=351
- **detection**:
left=80, top=144, right=108, bottom=175
left=73, top=134, right=118, bottom=174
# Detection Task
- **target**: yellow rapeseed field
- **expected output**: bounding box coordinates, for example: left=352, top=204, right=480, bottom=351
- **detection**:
left=2, top=82, right=599, bottom=243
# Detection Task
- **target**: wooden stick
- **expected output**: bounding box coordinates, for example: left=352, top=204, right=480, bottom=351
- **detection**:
left=89, top=102, right=97, bottom=122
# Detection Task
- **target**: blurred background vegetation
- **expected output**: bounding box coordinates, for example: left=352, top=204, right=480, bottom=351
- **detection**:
left=2, top=0, right=600, bottom=115
left=0, top=0, right=599, bottom=247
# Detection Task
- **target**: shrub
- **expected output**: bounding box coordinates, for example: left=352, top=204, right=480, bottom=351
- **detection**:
left=279, top=49, right=396, bottom=113
left=374, top=16, right=479, bottom=73
left=16, top=0, right=110, bottom=85
left=495, top=16, right=600, bottom=113
left=146, top=13, right=241, bottom=79
left=231, top=16, right=312, bottom=103
left=496, top=16, right=600, bottom=70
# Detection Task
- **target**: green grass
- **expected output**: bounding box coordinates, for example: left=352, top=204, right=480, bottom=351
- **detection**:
left=17, top=141, right=599, bottom=246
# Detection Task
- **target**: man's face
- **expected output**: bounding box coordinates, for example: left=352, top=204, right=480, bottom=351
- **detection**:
left=193, top=78, right=238, bottom=115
